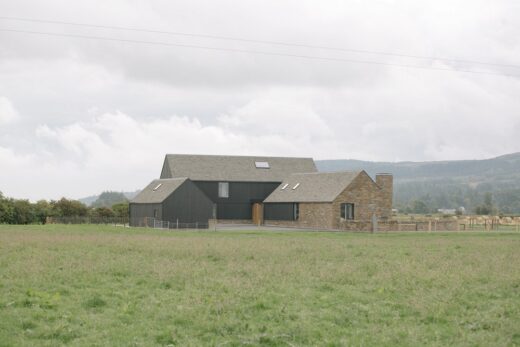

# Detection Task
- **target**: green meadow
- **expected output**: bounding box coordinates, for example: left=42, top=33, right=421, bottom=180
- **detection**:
left=0, top=225, right=519, bottom=346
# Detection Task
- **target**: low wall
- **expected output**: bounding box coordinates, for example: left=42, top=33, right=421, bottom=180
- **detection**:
left=338, top=220, right=460, bottom=232
left=264, top=219, right=460, bottom=232
left=216, top=219, right=254, bottom=225
left=263, top=219, right=333, bottom=230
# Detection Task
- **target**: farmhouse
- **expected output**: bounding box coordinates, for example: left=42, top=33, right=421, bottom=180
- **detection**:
left=129, top=154, right=393, bottom=229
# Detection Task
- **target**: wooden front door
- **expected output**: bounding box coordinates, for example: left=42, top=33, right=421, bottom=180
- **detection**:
left=252, top=203, right=264, bottom=226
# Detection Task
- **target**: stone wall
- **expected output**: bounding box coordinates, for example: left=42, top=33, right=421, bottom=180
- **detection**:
left=264, top=202, right=334, bottom=229
left=331, top=172, right=392, bottom=229
left=375, top=174, right=393, bottom=219
left=265, top=218, right=460, bottom=232
left=338, top=219, right=460, bottom=232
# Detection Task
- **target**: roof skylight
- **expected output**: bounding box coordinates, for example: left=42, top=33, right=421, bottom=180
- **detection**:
left=255, top=161, right=270, bottom=169
left=292, top=183, right=300, bottom=190
left=153, top=183, right=162, bottom=191
left=281, top=183, right=289, bottom=190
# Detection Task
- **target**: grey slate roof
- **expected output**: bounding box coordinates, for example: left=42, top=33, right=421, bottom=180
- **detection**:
left=263, top=171, right=363, bottom=203
left=130, top=178, right=187, bottom=203
left=160, top=154, right=317, bottom=182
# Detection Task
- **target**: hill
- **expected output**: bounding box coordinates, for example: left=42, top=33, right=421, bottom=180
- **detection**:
left=316, top=153, right=520, bottom=214
left=80, top=191, right=139, bottom=207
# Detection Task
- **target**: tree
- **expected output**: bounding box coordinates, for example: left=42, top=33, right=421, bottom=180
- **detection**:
left=475, top=192, right=495, bottom=215
left=12, top=199, right=34, bottom=224
left=112, top=203, right=129, bottom=218
left=484, top=192, right=493, bottom=209
left=52, top=198, right=88, bottom=217
left=91, top=207, right=114, bottom=218
left=411, top=200, right=429, bottom=214
left=91, top=192, right=128, bottom=208
left=0, top=192, right=14, bottom=224
left=34, top=200, right=52, bottom=224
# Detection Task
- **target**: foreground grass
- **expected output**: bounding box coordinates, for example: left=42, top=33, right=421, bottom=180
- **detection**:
left=0, top=225, right=519, bottom=346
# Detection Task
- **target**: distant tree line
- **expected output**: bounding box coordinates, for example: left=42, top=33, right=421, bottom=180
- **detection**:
left=395, top=181, right=514, bottom=215
left=0, top=191, right=129, bottom=224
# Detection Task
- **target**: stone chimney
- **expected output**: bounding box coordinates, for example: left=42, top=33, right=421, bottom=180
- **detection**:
left=376, top=173, right=393, bottom=219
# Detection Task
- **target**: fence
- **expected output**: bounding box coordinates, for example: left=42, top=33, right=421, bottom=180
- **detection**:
left=466, top=217, right=501, bottom=231
left=45, top=216, right=208, bottom=230
left=130, top=217, right=209, bottom=230
left=338, top=219, right=461, bottom=232
left=46, top=216, right=129, bottom=225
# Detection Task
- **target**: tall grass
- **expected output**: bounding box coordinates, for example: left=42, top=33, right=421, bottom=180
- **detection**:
left=1, top=225, right=519, bottom=346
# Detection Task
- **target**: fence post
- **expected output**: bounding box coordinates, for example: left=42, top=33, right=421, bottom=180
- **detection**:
left=196, top=222, right=198, bottom=230
left=176, top=219, right=179, bottom=229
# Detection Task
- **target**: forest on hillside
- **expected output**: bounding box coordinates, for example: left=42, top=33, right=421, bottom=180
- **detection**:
left=317, top=153, right=520, bottom=215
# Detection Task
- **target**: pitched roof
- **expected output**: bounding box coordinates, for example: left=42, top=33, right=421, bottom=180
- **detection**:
left=263, top=171, right=363, bottom=203
left=160, top=154, right=317, bottom=182
left=130, top=178, right=187, bottom=203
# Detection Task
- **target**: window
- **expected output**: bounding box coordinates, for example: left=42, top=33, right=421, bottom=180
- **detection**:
left=255, top=161, right=270, bottom=169
left=281, top=183, right=289, bottom=190
left=153, top=183, right=162, bottom=191
left=341, top=203, right=354, bottom=220
left=293, top=203, right=300, bottom=220
left=218, top=182, right=229, bottom=198
left=292, top=183, right=300, bottom=190
left=153, top=209, right=158, bottom=218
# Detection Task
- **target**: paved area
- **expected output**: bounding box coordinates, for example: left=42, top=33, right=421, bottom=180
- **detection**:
left=215, top=223, right=311, bottom=232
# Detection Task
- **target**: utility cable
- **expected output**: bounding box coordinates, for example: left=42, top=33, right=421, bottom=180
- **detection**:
left=0, top=28, right=518, bottom=78
left=0, top=16, right=518, bottom=70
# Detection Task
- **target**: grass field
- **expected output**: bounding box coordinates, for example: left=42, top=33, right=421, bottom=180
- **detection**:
left=1, top=225, right=519, bottom=346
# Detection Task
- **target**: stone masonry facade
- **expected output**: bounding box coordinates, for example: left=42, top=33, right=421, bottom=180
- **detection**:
left=331, top=172, right=392, bottom=229
left=265, top=203, right=334, bottom=230
left=264, top=172, right=393, bottom=230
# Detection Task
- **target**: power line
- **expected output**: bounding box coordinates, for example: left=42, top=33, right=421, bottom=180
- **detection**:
left=1, top=15, right=519, bottom=70
left=0, top=28, right=518, bottom=78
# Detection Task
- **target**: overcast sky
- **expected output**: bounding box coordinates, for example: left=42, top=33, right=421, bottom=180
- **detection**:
left=1, top=0, right=519, bottom=200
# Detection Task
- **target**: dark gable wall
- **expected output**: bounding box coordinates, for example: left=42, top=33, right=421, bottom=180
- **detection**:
left=129, top=203, right=162, bottom=226
left=162, top=180, right=214, bottom=224
left=129, top=180, right=214, bottom=226
left=193, top=181, right=280, bottom=219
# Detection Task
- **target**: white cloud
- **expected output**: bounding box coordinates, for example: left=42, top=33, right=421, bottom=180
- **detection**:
left=218, top=96, right=332, bottom=140
left=2, top=78, right=520, bottom=201
left=0, top=97, right=18, bottom=124
left=1, top=108, right=336, bottom=200
left=1, top=0, right=520, bottom=200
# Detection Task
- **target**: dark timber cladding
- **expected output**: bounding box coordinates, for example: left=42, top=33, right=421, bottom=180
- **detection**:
left=264, top=203, right=296, bottom=221
left=129, top=178, right=214, bottom=226
left=195, top=181, right=280, bottom=219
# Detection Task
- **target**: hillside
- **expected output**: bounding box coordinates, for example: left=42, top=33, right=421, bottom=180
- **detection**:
left=79, top=191, right=140, bottom=207
left=316, top=153, right=520, bottom=214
